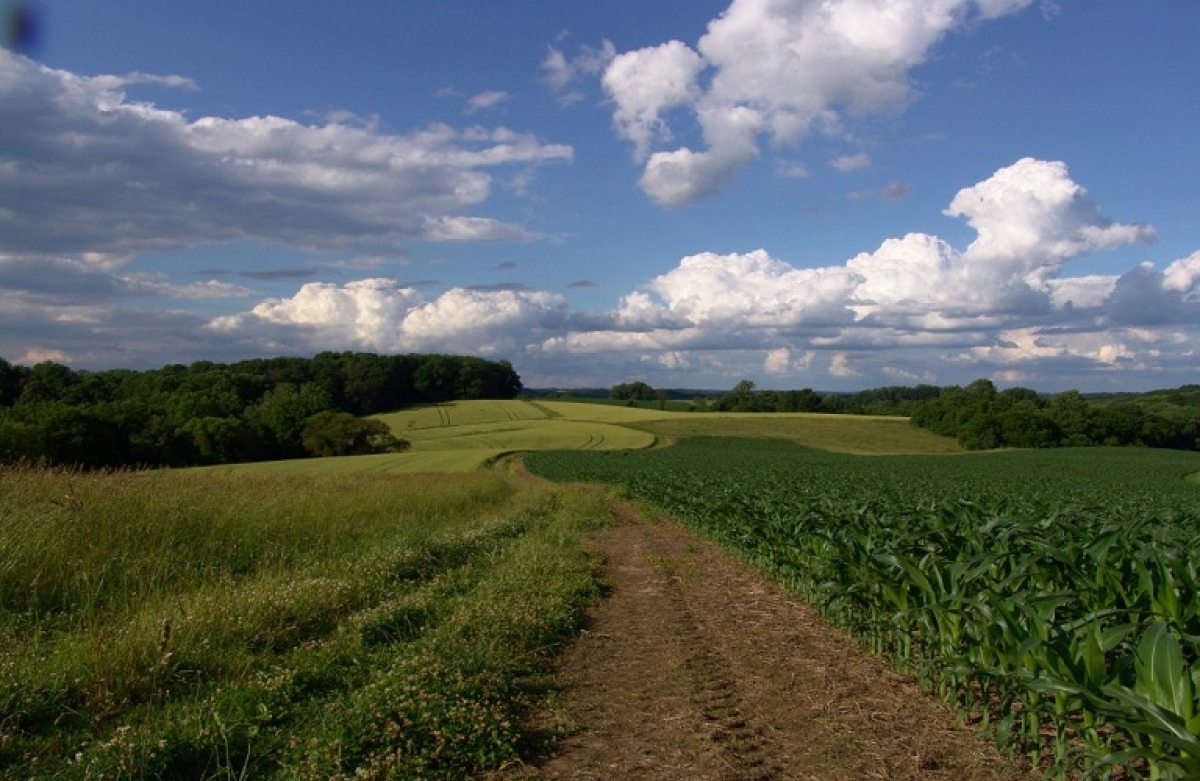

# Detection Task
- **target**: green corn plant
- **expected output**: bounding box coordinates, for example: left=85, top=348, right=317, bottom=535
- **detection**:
left=1032, top=622, right=1200, bottom=779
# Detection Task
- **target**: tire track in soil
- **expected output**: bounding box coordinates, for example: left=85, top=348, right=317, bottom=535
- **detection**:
left=651, top=528, right=781, bottom=781
left=504, top=492, right=1033, bottom=781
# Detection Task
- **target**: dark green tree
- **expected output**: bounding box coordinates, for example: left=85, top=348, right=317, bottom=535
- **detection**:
left=302, top=412, right=409, bottom=457
left=245, top=382, right=332, bottom=457
left=16, top=362, right=77, bottom=406
left=610, top=381, right=655, bottom=401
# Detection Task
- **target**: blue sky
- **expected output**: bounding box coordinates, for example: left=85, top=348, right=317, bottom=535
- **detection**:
left=2, top=1, right=1199, bottom=391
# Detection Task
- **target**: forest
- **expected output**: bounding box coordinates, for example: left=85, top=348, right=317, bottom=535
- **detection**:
left=0, top=353, right=522, bottom=468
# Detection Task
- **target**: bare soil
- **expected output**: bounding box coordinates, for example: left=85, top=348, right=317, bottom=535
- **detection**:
left=504, top=491, right=1034, bottom=780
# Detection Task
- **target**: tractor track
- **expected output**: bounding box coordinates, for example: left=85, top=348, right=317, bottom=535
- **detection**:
left=502, top=489, right=1032, bottom=781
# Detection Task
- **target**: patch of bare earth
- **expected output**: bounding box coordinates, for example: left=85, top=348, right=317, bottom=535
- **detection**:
left=504, top=492, right=1034, bottom=780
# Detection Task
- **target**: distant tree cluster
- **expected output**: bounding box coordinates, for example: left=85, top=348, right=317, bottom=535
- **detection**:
left=910, top=379, right=1200, bottom=451
left=609, top=381, right=656, bottom=402
left=707, top=380, right=939, bottom=414
left=700, top=377, right=1200, bottom=452
left=0, top=352, right=521, bottom=468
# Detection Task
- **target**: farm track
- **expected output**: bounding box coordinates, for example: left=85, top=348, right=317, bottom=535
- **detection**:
left=507, top=488, right=1031, bottom=781
left=579, top=433, right=605, bottom=450
left=523, top=400, right=562, bottom=419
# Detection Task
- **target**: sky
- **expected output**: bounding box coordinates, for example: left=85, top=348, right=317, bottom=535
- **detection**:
left=2, top=0, right=1199, bottom=392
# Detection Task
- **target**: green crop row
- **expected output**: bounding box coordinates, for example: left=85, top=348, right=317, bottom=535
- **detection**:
left=527, top=440, right=1200, bottom=779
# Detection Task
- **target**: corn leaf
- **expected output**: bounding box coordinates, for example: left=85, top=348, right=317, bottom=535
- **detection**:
left=1134, top=622, right=1193, bottom=723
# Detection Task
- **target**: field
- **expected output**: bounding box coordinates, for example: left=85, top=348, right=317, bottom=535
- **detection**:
left=527, top=440, right=1200, bottom=777
left=6, top=401, right=1199, bottom=777
left=624, top=411, right=963, bottom=454
left=0, top=466, right=609, bottom=778
left=202, top=400, right=959, bottom=475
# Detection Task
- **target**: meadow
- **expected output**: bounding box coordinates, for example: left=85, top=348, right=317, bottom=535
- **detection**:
left=527, top=440, right=1200, bottom=778
left=0, top=466, right=609, bottom=778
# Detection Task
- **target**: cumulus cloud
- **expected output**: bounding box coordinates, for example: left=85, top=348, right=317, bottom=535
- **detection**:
left=210, top=280, right=567, bottom=357
left=602, top=0, right=1036, bottom=204
left=944, top=158, right=1156, bottom=273
left=846, top=159, right=1156, bottom=321
left=829, top=352, right=860, bottom=377
left=1163, top=250, right=1200, bottom=299
left=0, top=51, right=571, bottom=261
left=765, top=347, right=814, bottom=374
left=602, top=41, right=706, bottom=160
left=634, top=249, right=857, bottom=328
left=11, top=152, right=1197, bottom=389
left=527, top=157, right=1183, bottom=387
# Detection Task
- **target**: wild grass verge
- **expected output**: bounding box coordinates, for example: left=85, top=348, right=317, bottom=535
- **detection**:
left=0, top=465, right=608, bottom=779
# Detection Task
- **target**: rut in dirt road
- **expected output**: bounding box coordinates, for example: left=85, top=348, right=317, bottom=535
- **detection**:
left=516, top=495, right=1033, bottom=781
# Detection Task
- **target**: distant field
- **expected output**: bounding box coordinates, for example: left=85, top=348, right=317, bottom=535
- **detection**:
left=625, top=412, right=963, bottom=454
left=203, top=400, right=958, bottom=474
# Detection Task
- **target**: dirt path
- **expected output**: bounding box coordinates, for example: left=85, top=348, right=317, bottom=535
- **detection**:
left=510, top=493, right=1032, bottom=780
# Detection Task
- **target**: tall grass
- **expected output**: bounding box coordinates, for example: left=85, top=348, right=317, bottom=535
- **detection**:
left=0, top=465, right=608, bottom=778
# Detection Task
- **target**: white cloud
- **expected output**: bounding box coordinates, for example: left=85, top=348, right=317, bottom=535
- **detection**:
left=466, top=90, right=510, bottom=113
left=764, top=347, right=815, bottom=374
left=637, top=249, right=857, bottom=327
left=639, top=143, right=758, bottom=207
left=210, top=281, right=567, bottom=356
left=603, top=0, right=1036, bottom=204
left=208, top=157, right=1190, bottom=388
left=525, top=157, right=1183, bottom=386
left=602, top=41, right=705, bottom=160
left=16, top=348, right=71, bottom=365
left=10, top=150, right=1197, bottom=389
left=829, top=352, right=859, bottom=377
left=764, top=347, right=792, bottom=374
left=420, top=216, right=539, bottom=242
left=541, top=39, right=616, bottom=99
left=831, top=152, right=871, bottom=172
left=944, top=158, right=1156, bottom=272
left=126, top=277, right=254, bottom=300
left=1163, top=250, right=1200, bottom=298
left=1045, top=275, right=1117, bottom=309
left=842, top=159, right=1154, bottom=323
left=0, top=52, right=572, bottom=260
left=657, top=351, right=691, bottom=369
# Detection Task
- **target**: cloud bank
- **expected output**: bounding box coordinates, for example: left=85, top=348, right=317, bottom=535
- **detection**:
left=207, top=158, right=1196, bottom=389
left=0, top=51, right=572, bottom=263
left=599, top=0, right=1036, bottom=205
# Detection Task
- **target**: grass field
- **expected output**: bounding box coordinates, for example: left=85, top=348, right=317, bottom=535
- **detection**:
left=0, top=466, right=608, bottom=778
left=624, top=412, right=963, bottom=454
left=203, top=400, right=959, bottom=475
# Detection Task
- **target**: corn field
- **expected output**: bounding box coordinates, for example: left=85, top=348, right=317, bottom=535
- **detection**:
left=527, top=440, right=1200, bottom=779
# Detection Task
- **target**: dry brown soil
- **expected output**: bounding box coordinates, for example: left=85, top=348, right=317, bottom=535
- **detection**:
left=504, top=491, right=1035, bottom=781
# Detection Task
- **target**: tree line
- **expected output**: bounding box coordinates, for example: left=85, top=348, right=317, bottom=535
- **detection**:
left=908, top=379, right=1200, bottom=451
left=613, top=378, right=1200, bottom=451
left=0, top=353, right=522, bottom=468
